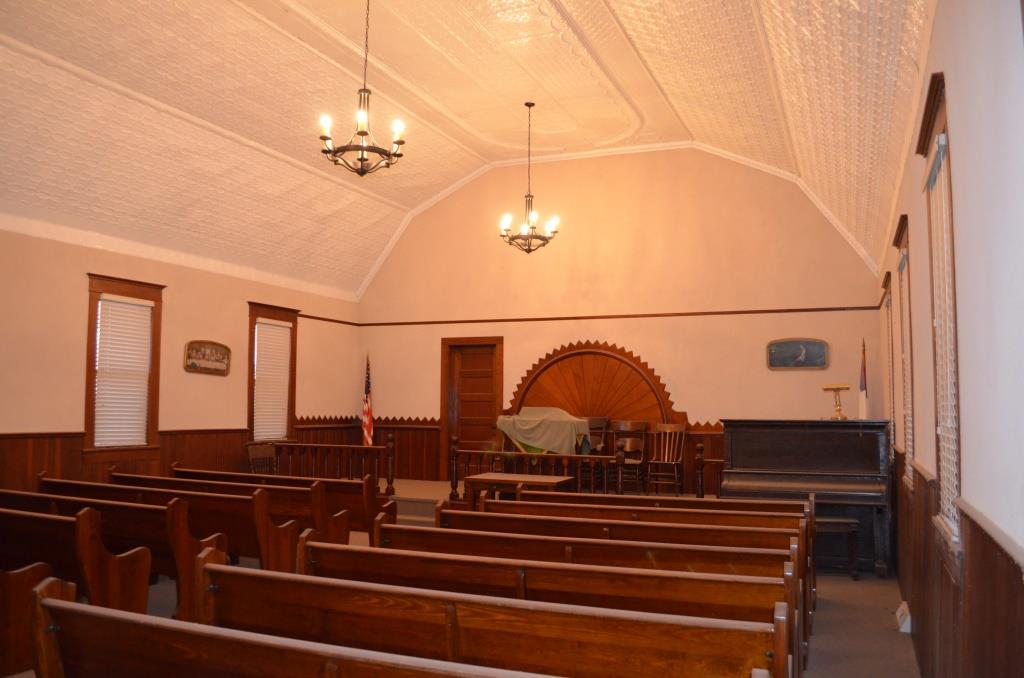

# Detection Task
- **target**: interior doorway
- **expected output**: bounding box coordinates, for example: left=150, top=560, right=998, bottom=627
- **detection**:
left=440, top=336, right=503, bottom=479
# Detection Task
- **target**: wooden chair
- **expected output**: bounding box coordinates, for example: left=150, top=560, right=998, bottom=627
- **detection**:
left=247, top=443, right=277, bottom=474
left=646, top=423, right=687, bottom=495
left=583, top=416, right=608, bottom=453
left=611, top=420, right=648, bottom=492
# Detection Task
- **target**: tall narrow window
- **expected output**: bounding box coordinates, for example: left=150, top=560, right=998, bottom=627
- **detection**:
left=248, top=303, right=298, bottom=441
left=893, top=218, right=915, bottom=481
left=85, top=274, right=163, bottom=449
left=927, top=132, right=961, bottom=535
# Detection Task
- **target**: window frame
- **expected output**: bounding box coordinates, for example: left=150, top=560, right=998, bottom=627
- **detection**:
left=247, top=302, right=299, bottom=442
left=84, top=273, right=164, bottom=452
left=920, top=76, right=963, bottom=537
left=891, top=216, right=915, bottom=483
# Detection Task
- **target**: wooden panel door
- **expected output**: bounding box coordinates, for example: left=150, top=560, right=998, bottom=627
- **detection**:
left=440, top=338, right=503, bottom=478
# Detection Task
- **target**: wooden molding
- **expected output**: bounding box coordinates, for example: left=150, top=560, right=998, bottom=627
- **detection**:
left=916, top=73, right=946, bottom=156
left=300, top=304, right=878, bottom=329
left=881, top=271, right=891, bottom=291
left=891, top=214, right=909, bottom=249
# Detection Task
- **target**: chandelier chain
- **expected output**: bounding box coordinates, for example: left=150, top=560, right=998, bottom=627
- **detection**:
left=362, top=0, right=370, bottom=89
left=527, top=103, right=532, bottom=195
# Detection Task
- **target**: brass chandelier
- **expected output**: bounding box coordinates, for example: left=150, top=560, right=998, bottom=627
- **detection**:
left=318, top=0, right=405, bottom=176
left=499, top=102, right=560, bottom=253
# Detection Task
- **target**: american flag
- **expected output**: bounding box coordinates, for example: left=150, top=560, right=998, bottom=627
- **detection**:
left=858, top=339, right=868, bottom=419
left=361, top=356, right=373, bottom=446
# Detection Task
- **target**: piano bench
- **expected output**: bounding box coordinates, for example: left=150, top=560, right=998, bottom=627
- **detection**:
left=817, top=517, right=860, bottom=580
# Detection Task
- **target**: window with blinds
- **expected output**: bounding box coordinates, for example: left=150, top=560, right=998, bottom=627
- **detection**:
left=897, top=249, right=915, bottom=481
left=93, top=294, right=154, bottom=447
left=252, top=318, right=292, bottom=441
left=926, top=132, right=961, bottom=535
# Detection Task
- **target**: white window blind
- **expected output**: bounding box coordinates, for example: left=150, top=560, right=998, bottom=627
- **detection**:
left=253, top=318, right=292, bottom=441
left=926, top=133, right=961, bottom=535
left=94, top=294, right=153, bottom=447
left=897, top=250, right=915, bottom=482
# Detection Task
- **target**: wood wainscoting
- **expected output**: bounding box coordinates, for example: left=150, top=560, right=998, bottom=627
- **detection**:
left=295, top=416, right=442, bottom=481
left=0, top=429, right=249, bottom=490
left=895, top=448, right=1024, bottom=678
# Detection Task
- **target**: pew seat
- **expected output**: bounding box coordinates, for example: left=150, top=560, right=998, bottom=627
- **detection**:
left=32, top=577, right=549, bottom=678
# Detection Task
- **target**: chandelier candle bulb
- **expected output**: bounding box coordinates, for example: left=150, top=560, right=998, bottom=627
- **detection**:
left=319, top=114, right=332, bottom=137
left=500, top=213, right=513, bottom=233
left=391, top=119, right=405, bottom=141
left=356, top=107, right=369, bottom=134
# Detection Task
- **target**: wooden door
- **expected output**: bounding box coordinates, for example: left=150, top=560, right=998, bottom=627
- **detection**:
left=440, top=337, right=503, bottom=478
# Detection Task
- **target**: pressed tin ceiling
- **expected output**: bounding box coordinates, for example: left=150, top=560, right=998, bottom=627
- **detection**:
left=0, top=0, right=933, bottom=298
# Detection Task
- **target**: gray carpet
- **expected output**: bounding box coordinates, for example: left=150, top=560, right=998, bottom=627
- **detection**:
left=805, top=573, right=919, bottom=677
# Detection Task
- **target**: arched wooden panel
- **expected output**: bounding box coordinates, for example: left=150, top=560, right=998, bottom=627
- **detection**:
left=508, top=342, right=685, bottom=425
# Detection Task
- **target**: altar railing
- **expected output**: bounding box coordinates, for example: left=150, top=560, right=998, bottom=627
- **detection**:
left=247, top=437, right=395, bottom=496
left=450, top=438, right=712, bottom=500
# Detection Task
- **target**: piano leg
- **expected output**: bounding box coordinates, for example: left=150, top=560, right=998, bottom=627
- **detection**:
left=873, top=506, right=890, bottom=577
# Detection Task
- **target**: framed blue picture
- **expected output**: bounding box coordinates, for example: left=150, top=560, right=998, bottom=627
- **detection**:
left=767, top=338, right=829, bottom=370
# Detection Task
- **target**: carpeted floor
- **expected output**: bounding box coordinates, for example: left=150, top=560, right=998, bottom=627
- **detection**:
left=805, top=573, right=919, bottom=677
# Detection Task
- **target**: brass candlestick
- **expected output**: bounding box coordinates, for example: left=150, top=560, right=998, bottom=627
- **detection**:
left=823, top=383, right=850, bottom=420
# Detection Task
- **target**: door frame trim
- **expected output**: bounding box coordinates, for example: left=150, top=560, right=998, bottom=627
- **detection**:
left=439, top=336, right=504, bottom=480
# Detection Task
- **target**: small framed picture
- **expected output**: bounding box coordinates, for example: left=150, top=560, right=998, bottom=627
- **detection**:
left=767, top=338, right=829, bottom=370
left=184, top=340, right=231, bottom=376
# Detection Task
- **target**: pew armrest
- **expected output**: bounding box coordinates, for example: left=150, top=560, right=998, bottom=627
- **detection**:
left=326, top=509, right=351, bottom=545
left=370, top=511, right=395, bottom=547
left=32, top=577, right=78, bottom=678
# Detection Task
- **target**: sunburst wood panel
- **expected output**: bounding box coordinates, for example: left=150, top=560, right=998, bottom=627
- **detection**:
left=509, top=341, right=682, bottom=424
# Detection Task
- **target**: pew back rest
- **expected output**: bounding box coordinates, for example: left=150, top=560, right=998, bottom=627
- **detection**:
left=36, top=477, right=289, bottom=568
left=304, top=541, right=795, bottom=624
left=198, top=556, right=787, bottom=678
left=518, top=489, right=809, bottom=517
left=0, top=562, right=51, bottom=676
left=171, top=465, right=385, bottom=531
left=376, top=521, right=796, bottom=577
left=485, top=498, right=803, bottom=529
left=31, top=577, right=550, bottom=678
left=439, top=508, right=800, bottom=551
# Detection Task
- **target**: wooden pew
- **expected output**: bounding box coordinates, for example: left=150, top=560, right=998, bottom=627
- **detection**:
left=482, top=495, right=815, bottom=604
left=1, top=562, right=51, bottom=676
left=0, top=489, right=222, bottom=621
left=32, top=578, right=549, bottom=678
left=37, top=476, right=297, bottom=571
left=108, top=469, right=350, bottom=544
left=374, top=516, right=810, bottom=666
left=517, top=487, right=818, bottom=610
left=0, top=507, right=150, bottom=612
left=197, top=548, right=791, bottom=677
left=170, top=464, right=394, bottom=531
left=298, top=537, right=803, bottom=673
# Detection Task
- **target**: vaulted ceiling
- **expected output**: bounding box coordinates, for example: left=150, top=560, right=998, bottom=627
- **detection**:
left=0, top=0, right=932, bottom=299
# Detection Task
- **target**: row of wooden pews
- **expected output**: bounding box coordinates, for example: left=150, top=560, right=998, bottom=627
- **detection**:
left=0, top=458, right=396, bottom=675
left=8, top=460, right=815, bottom=677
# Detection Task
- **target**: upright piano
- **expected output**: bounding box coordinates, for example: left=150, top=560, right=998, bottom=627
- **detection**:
left=719, top=419, right=892, bottom=575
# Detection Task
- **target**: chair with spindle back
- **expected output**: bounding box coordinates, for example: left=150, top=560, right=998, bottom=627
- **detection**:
left=584, top=416, right=608, bottom=454
left=646, top=423, right=687, bottom=495
left=611, top=420, right=648, bottom=492
left=247, top=443, right=277, bottom=475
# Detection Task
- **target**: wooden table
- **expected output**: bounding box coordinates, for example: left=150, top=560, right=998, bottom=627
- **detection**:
left=464, top=473, right=575, bottom=510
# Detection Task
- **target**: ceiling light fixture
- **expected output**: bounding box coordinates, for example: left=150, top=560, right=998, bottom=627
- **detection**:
left=318, top=0, right=405, bottom=176
left=499, top=102, right=559, bottom=253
